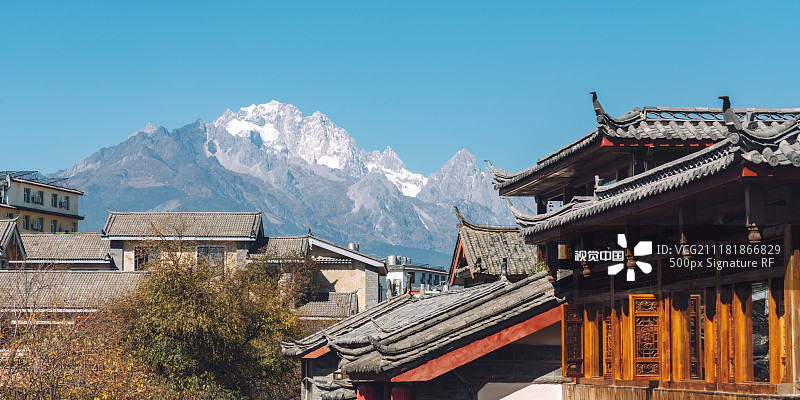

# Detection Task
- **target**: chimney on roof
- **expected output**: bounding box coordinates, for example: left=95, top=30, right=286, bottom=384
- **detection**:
left=500, top=258, right=508, bottom=282
left=405, top=277, right=411, bottom=294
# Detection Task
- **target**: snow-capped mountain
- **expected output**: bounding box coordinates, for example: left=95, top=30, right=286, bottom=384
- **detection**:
left=61, top=101, right=520, bottom=264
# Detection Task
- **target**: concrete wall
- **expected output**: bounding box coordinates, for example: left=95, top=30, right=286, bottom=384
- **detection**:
left=118, top=239, right=245, bottom=272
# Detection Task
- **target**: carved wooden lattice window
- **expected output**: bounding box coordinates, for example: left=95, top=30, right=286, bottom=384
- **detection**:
left=630, top=294, right=659, bottom=379
left=563, top=304, right=583, bottom=377
left=603, top=305, right=613, bottom=378
left=689, top=294, right=703, bottom=379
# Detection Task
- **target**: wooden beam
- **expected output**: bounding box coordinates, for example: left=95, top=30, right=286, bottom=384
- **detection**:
left=390, top=307, right=561, bottom=382
left=302, top=345, right=330, bottom=359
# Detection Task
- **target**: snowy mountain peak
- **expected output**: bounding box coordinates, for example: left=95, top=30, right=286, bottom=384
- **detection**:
left=365, top=146, right=427, bottom=197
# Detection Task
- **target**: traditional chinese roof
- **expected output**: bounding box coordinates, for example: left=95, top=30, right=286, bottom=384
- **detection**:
left=257, top=234, right=385, bottom=273
left=303, top=378, right=356, bottom=400
left=507, top=97, right=800, bottom=241
left=308, top=235, right=386, bottom=273
left=297, top=291, right=359, bottom=320
left=0, top=271, right=144, bottom=310
left=262, top=236, right=310, bottom=256
left=102, top=211, right=263, bottom=240
left=450, top=207, right=537, bottom=278
left=19, top=234, right=110, bottom=263
left=281, top=271, right=570, bottom=377
left=491, top=93, right=800, bottom=193
left=0, top=219, right=24, bottom=258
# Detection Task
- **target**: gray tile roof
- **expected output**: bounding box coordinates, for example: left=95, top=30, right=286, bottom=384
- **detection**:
left=297, top=291, right=359, bottom=319
left=507, top=97, right=800, bottom=238
left=492, top=93, right=800, bottom=190
left=451, top=208, right=537, bottom=277
left=0, top=219, right=19, bottom=256
left=0, top=271, right=145, bottom=310
left=102, top=211, right=263, bottom=240
left=282, top=272, right=570, bottom=377
left=309, top=235, right=385, bottom=266
left=20, top=234, right=110, bottom=262
left=262, top=236, right=309, bottom=256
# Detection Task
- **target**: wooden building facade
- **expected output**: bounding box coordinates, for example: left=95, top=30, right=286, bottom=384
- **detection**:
left=492, top=94, right=800, bottom=398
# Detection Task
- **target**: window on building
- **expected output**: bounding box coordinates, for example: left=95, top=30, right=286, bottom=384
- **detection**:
left=23, top=188, right=30, bottom=203
left=408, top=272, right=415, bottom=284
left=50, top=219, right=57, bottom=234
left=22, top=215, right=29, bottom=230
left=36, top=217, right=44, bottom=232
left=71, top=222, right=77, bottom=233
left=135, top=246, right=160, bottom=271
left=421, top=273, right=425, bottom=284
left=197, top=246, right=225, bottom=274
left=63, top=196, right=70, bottom=210
left=36, top=190, right=44, bottom=205
left=6, top=213, right=13, bottom=219
left=51, top=193, right=58, bottom=207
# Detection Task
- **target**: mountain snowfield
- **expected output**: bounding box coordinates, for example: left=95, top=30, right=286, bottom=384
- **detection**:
left=62, top=100, right=527, bottom=265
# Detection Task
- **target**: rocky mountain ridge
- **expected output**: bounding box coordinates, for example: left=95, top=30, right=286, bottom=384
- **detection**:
left=61, top=101, right=526, bottom=265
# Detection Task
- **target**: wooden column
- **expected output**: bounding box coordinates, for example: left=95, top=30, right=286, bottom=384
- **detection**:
left=717, top=285, right=733, bottom=384
left=584, top=305, right=600, bottom=377
left=545, top=242, right=559, bottom=282
left=679, top=203, right=697, bottom=257
left=358, top=385, right=376, bottom=400
left=745, top=182, right=765, bottom=243
left=611, top=277, right=621, bottom=383
left=563, top=186, right=575, bottom=205
left=670, top=292, right=689, bottom=381
left=733, top=283, right=754, bottom=383
left=705, top=286, right=717, bottom=384
left=536, top=197, right=547, bottom=215
left=659, top=258, right=672, bottom=384
left=769, top=278, right=785, bottom=384
left=622, top=297, right=632, bottom=380
left=784, top=224, right=800, bottom=393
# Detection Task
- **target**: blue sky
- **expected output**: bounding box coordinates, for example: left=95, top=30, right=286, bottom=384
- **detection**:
left=3, top=1, right=800, bottom=176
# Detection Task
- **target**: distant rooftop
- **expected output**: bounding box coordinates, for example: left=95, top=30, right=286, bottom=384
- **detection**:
left=0, top=170, right=82, bottom=193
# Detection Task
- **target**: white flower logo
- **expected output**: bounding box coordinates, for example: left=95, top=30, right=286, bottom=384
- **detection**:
left=607, top=234, right=652, bottom=281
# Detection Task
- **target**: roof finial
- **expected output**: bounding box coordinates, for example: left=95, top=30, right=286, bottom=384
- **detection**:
left=500, top=258, right=508, bottom=282
left=718, top=96, right=743, bottom=132
left=405, top=276, right=411, bottom=294
left=454, top=206, right=465, bottom=226
left=590, top=91, right=607, bottom=124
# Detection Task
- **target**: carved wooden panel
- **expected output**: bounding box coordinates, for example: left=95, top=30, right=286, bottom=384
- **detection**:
left=689, top=294, right=703, bottom=380
left=630, top=294, right=659, bottom=379
left=603, top=305, right=613, bottom=378
left=563, top=304, right=584, bottom=377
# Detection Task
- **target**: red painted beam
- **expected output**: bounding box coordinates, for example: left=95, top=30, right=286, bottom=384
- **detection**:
left=302, top=346, right=330, bottom=359
left=390, top=306, right=561, bottom=382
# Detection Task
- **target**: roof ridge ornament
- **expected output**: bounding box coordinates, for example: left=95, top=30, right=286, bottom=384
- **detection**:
left=591, top=92, right=643, bottom=129
left=591, top=92, right=608, bottom=124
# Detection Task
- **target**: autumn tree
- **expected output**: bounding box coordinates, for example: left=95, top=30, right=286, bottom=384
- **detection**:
left=110, top=228, right=319, bottom=399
